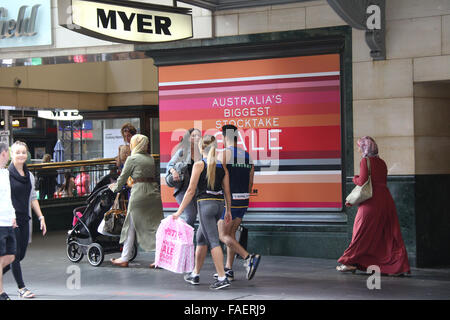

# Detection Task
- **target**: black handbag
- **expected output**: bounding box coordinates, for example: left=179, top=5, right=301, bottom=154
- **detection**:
left=103, top=194, right=126, bottom=235
left=165, top=161, right=189, bottom=188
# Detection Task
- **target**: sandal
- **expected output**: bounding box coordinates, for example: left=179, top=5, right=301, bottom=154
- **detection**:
left=336, top=265, right=357, bottom=273
left=149, top=262, right=161, bottom=269
left=18, top=288, right=35, bottom=299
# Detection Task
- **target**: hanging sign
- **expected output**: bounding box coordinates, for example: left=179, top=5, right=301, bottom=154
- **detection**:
left=58, top=0, right=193, bottom=44
left=38, top=110, right=83, bottom=121
left=327, top=0, right=385, bottom=60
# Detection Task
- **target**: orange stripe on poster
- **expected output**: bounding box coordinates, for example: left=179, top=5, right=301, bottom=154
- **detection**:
left=161, top=182, right=342, bottom=203
left=251, top=183, right=342, bottom=202
left=161, top=184, right=176, bottom=204
left=253, top=173, right=341, bottom=184
left=159, top=54, right=340, bottom=83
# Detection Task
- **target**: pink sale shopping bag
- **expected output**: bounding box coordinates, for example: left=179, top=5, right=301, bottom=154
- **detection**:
left=155, top=216, right=194, bottom=273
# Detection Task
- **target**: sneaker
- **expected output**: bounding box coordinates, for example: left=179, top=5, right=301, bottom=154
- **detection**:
left=210, top=277, right=231, bottom=290
left=184, top=273, right=200, bottom=285
left=0, top=292, right=11, bottom=300
left=244, top=254, right=261, bottom=280
left=18, top=287, right=35, bottom=299
left=213, top=268, right=234, bottom=281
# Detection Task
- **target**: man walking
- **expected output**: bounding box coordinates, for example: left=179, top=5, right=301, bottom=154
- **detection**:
left=217, top=125, right=260, bottom=281
left=0, top=142, right=17, bottom=300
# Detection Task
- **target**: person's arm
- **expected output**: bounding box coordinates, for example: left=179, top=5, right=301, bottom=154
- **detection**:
left=110, top=156, right=133, bottom=193
left=353, top=158, right=369, bottom=186
left=172, top=160, right=203, bottom=219
left=31, top=199, right=47, bottom=235
left=248, top=165, right=255, bottom=193
left=222, top=166, right=232, bottom=225
left=29, top=173, right=47, bottom=235
left=166, top=149, right=183, bottom=180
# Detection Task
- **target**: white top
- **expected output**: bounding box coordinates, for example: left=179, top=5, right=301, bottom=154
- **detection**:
left=0, top=168, right=16, bottom=227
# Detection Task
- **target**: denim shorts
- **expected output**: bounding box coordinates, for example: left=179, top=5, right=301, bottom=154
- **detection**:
left=0, top=227, right=17, bottom=256
left=221, top=207, right=248, bottom=220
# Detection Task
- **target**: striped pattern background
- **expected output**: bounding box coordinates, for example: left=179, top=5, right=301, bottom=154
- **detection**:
left=159, top=54, right=342, bottom=210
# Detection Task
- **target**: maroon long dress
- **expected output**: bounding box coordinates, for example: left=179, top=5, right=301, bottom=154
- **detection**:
left=338, top=156, right=411, bottom=275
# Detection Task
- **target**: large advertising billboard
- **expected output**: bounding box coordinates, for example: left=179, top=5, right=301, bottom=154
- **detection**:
left=159, top=54, right=342, bottom=211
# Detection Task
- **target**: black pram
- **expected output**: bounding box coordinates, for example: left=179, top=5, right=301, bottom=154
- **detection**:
left=66, top=184, right=137, bottom=266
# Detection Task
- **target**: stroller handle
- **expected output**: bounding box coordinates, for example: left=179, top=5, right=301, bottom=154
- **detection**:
left=73, top=206, right=87, bottom=217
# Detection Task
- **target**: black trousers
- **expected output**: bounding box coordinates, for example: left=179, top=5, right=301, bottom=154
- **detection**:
left=3, top=221, right=29, bottom=289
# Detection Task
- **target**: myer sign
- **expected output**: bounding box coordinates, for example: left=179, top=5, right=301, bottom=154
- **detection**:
left=0, top=0, right=52, bottom=48
left=38, top=110, right=83, bottom=121
left=59, top=0, right=193, bottom=44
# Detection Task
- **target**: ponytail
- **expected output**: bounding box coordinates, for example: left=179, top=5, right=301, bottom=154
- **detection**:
left=200, top=135, right=217, bottom=189
left=206, top=144, right=216, bottom=189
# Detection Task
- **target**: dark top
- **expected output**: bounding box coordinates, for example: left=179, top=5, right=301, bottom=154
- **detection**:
left=226, top=146, right=253, bottom=208
left=8, top=163, right=32, bottom=224
left=197, top=159, right=225, bottom=200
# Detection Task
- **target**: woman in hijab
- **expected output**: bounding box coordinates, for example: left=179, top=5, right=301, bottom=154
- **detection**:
left=336, top=136, right=410, bottom=276
left=109, top=134, right=163, bottom=267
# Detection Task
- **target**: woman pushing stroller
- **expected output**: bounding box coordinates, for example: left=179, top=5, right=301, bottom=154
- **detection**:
left=109, top=134, right=163, bottom=267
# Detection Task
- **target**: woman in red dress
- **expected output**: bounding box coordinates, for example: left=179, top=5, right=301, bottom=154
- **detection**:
left=337, top=136, right=411, bottom=275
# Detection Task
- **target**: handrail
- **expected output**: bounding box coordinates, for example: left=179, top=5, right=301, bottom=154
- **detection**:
left=28, top=154, right=160, bottom=170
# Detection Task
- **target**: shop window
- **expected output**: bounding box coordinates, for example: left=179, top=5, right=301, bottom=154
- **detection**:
left=58, top=118, right=140, bottom=161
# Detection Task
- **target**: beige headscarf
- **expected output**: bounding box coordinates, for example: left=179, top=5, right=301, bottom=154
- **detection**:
left=130, top=134, right=149, bottom=155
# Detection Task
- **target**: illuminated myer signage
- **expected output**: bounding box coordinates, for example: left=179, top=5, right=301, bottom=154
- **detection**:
left=38, top=110, right=83, bottom=121
left=58, top=0, right=193, bottom=44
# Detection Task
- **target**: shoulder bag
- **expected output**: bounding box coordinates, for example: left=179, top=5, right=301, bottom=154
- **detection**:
left=165, top=161, right=189, bottom=188
left=345, top=157, right=373, bottom=206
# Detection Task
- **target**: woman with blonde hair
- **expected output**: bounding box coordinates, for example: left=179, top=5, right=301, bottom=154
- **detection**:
left=172, top=135, right=233, bottom=290
left=337, top=136, right=410, bottom=275
left=109, top=134, right=164, bottom=267
left=4, top=141, right=47, bottom=298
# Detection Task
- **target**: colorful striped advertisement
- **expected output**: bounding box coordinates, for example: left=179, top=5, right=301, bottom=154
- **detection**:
left=159, top=54, right=342, bottom=211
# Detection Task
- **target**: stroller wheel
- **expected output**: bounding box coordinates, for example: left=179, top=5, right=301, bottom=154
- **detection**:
left=87, top=243, right=104, bottom=267
left=67, top=241, right=84, bottom=263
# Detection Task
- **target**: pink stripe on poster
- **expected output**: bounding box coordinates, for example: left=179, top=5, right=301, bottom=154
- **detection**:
left=159, top=80, right=340, bottom=96
left=159, top=90, right=340, bottom=110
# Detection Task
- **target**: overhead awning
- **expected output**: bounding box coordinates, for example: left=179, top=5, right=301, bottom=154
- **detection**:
left=177, top=0, right=312, bottom=11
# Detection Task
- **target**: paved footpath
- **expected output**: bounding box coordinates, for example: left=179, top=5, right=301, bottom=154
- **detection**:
left=3, top=231, right=450, bottom=301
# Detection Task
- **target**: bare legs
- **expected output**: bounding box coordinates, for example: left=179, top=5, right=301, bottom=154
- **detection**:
left=218, top=218, right=249, bottom=268
left=192, top=244, right=226, bottom=278
left=0, top=255, right=15, bottom=294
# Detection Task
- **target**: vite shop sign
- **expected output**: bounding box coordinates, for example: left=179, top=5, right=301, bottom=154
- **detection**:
left=38, top=110, right=83, bottom=121
left=0, top=0, right=52, bottom=48
left=58, top=0, right=193, bottom=44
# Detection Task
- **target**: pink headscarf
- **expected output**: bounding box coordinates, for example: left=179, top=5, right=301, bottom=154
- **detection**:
left=357, top=136, right=378, bottom=157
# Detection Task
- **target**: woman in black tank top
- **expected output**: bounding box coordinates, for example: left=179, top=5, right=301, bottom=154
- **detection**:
left=172, top=135, right=233, bottom=289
